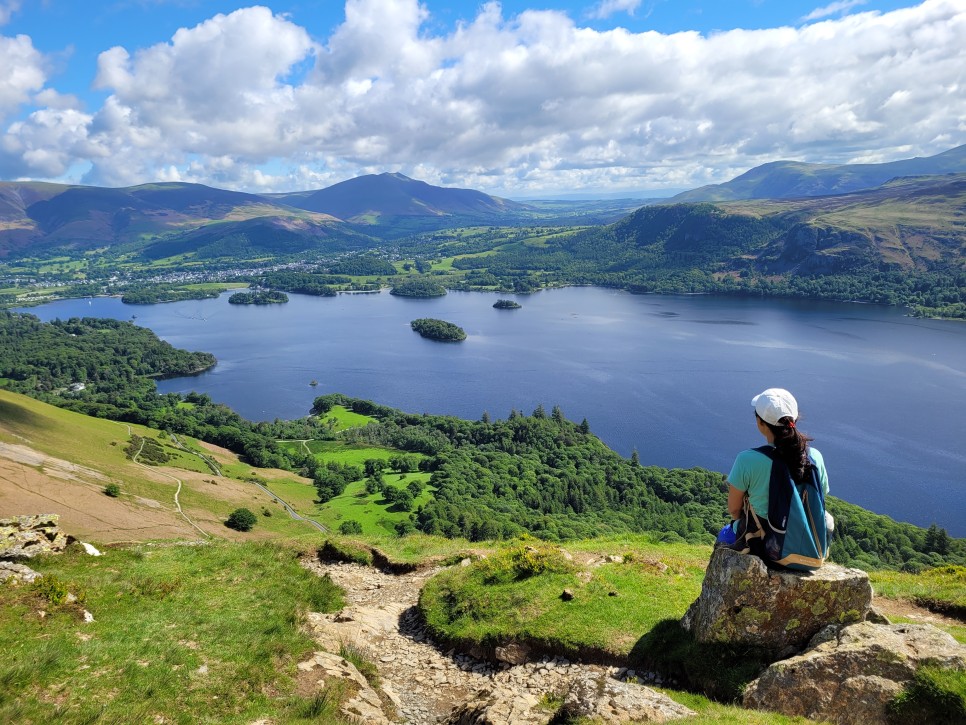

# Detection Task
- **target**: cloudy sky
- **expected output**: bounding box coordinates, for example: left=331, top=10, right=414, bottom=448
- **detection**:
left=0, top=0, right=963, bottom=197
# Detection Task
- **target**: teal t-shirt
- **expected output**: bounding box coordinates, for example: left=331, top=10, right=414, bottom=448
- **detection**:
left=727, top=446, right=829, bottom=517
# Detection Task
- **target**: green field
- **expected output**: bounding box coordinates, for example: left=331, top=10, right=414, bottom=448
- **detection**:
left=317, top=404, right=376, bottom=431
left=270, top=435, right=432, bottom=536
left=315, top=475, right=433, bottom=535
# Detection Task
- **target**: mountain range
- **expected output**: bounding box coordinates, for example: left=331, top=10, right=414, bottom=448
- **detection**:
left=669, top=144, right=966, bottom=202
left=0, top=144, right=964, bottom=272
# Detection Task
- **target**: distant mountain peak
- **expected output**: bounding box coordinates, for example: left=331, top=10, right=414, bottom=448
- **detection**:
left=278, top=172, right=528, bottom=223
left=670, top=143, right=966, bottom=203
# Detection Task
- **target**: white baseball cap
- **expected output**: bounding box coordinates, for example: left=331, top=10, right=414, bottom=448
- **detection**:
left=752, top=388, right=799, bottom=426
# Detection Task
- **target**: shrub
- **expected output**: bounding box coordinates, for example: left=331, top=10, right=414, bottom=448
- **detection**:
left=225, top=508, right=257, bottom=532
left=30, top=575, right=73, bottom=606
left=104, top=483, right=121, bottom=497
left=339, top=520, right=363, bottom=535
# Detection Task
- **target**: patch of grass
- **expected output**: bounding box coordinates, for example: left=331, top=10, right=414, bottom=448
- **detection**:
left=0, top=541, right=344, bottom=723
left=319, top=405, right=376, bottom=431
left=363, top=533, right=478, bottom=565
left=419, top=539, right=706, bottom=661
left=652, top=689, right=814, bottom=723
left=314, top=475, right=433, bottom=535
left=339, top=641, right=380, bottom=687
left=280, top=680, right=353, bottom=723
left=888, top=665, right=966, bottom=724
left=303, top=440, right=400, bottom=466
left=871, top=565, right=966, bottom=617
left=319, top=538, right=374, bottom=566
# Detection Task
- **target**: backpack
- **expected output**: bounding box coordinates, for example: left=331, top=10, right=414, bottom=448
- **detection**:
left=742, top=446, right=830, bottom=571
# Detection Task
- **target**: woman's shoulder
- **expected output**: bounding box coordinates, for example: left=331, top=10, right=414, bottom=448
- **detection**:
left=808, top=447, right=825, bottom=466
left=733, top=446, right=774, bottom=469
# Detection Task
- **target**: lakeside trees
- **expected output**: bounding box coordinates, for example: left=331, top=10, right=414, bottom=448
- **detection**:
left=228, top=290, right=288, bottom=305
left=390, top=278, right=446, bottom=297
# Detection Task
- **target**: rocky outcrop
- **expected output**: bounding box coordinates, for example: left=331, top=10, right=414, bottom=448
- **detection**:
left=444, top=684, right=547, bottom=725
left=0, top=560, right=43, bottom=583
left=298, top=650, right=392, bottom=725
left=446, top=674, right=696, bottom=725
left=560, top=672, right=697, bottom=723
left=681, top=548, right=872, bottom=655
left=744, top=621, right=966, bottom=724
left=0, top=514, right=70, bottom=559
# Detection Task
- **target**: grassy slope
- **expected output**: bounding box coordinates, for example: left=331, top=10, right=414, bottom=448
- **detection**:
left=3, top=390, right=964, bottom=720
left=0, top=540, right=346, bottom=724
left=0, top=389, right=324, bottom=543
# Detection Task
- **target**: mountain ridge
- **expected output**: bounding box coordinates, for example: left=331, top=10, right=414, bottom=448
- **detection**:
left=670, top=143, right=966, bottom=202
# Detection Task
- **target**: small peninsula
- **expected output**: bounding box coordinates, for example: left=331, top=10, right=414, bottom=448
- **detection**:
left=390, top=278, right=447, bottom=298
left=228, top=290, right=289, bottom=305
left=493, top=299, right=521, bottom=309
left=410, top=318, right=466, bottom=342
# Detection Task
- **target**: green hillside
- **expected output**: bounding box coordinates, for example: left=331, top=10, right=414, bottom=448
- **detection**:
left=445, top=174, right=966, bottom=309
left=0, top=180, right=359, bottom=262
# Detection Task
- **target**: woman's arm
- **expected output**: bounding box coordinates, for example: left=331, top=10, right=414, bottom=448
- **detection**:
left=728, top=484, right=746, bottom=520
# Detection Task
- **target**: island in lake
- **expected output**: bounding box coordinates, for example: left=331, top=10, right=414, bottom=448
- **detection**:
left=410, top=318, right=466, bottom=342
left=493, top=299, right=521, bottom=309
left=228, top=291, right=289, bottom=305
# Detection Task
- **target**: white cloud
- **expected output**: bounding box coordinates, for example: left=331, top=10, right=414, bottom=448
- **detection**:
left=1, top=0, right=965, bottom=194
left=0, top=1, right=21, bottom=26
left=802, top=1, right=868, bottom=23
left=590, top=0, right=643, bottom=20
left=0, top=33, right=45, bottom=121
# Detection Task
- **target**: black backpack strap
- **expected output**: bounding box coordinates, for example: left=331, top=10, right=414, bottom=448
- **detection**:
left=753, top=446, right=794, bottom=534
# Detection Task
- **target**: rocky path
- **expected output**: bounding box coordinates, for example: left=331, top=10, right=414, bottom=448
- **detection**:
left=300, top=558, right=695, bottom=724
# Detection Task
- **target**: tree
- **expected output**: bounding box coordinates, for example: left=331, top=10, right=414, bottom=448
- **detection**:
left=104, top=483, right=121, bottom=497
left=225, top=508, right=257, bottom=532
left=481, top=410, right=491, bottom=424
left=407, top=480, right=424, bottom=497
left=631, top=449, right=640, bottom=466
left=339, top=520, right=363, bottom=535
left=364, top=458, right=384, bottom=478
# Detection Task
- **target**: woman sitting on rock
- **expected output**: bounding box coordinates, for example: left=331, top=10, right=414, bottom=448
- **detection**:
left=718, top=388, right=830, bottom=560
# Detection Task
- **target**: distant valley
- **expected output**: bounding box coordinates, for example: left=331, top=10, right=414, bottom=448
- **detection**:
left=1, top=144, right=964, bottom=316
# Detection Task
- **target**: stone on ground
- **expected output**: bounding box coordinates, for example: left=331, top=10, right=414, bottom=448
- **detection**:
left=743, top=621, right=966, bottom=724
left=1, top=514, right=70, bottom=559
left=681, top=548, right=872, bottom=654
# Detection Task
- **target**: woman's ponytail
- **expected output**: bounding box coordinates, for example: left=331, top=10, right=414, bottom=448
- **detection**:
left=765, top=416, right=813, bottom=483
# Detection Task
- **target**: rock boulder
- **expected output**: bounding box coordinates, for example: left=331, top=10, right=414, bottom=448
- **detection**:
left=743, top=621, right=966, bottom=724
left=560, top=672, right=697, bottom=723
left=0, top=514, right=70, bottom=559
left=681, top=548, right=872, bottom=655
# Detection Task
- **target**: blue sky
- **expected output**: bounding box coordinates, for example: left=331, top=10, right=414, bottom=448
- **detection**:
left=0, top=0, right=962, bottom=195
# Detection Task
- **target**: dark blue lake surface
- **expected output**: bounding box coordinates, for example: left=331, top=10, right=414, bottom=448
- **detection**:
left=20, top=287, right=966, bottom=535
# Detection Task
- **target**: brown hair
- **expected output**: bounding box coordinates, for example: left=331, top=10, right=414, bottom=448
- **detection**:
left=758, top=413, right=813, bottom=483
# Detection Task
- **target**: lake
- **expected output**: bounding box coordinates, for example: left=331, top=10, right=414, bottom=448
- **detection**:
left=18, top=287, right=966, bottom=536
